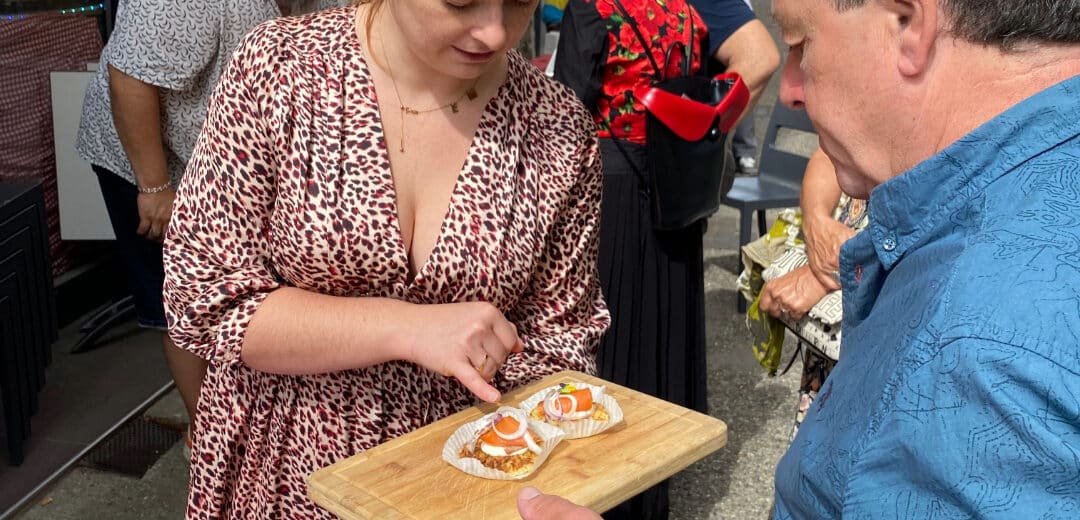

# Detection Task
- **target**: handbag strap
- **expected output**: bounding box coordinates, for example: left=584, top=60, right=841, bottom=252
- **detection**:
left=778, top=340, right=804, bottom=377
left=597, top=121, right=650, bottom=193
left=601, top=1, right=698, bottom=195
left=664, top=40, right=693, bottom=78
left=609, top=0, right=695, bottom=81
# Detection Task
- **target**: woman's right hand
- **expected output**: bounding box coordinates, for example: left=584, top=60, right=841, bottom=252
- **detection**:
left=403, top=301, right=523, bottom=403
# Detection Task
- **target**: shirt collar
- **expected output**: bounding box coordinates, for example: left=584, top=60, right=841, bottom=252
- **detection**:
left=865, top=73, right=1080, bottom=269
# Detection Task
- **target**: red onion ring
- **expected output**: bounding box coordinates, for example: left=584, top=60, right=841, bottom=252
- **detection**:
left=543, top=390, right=579, bottom=420
left=524, top=431, right=542, bottom=454
left=542, top=390, right=564, bottom=420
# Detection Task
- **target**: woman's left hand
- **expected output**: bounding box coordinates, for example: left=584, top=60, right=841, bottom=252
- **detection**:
left=759, top=266, right=829, bottom=321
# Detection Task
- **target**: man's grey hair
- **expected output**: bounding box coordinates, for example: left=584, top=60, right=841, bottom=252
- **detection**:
left=831, top=0, right=1080, bottom=50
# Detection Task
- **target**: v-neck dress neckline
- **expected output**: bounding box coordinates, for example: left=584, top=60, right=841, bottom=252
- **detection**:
left=344, top=15, right=512, bottom=290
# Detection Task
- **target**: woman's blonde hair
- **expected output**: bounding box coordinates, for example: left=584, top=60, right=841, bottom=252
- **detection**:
left=353, top=0, right=384, bottom=51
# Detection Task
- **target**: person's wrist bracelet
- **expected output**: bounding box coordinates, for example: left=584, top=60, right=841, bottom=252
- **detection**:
left=137, top=180, right=173, bottom=194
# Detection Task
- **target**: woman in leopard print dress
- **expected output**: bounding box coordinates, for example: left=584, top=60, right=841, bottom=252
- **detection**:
left=162, top=2, right=609, bottom=517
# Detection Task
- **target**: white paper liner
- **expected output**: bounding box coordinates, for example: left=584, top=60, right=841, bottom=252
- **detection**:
left=442, top=411, right=566, bottom=480
left=517, top=383, right=624, bottom=439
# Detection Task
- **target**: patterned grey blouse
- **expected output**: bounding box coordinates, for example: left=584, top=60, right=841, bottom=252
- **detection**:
left=75, top=0, right=339, bottom=184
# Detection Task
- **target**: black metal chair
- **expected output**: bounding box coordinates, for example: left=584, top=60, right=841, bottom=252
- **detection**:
left=0, top=178, right=57, bottom=466
left=721, top=103, right=816, bottom=312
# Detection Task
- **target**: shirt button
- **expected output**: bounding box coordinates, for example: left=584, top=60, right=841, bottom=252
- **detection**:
left=882, top=237, right=897, bottom=251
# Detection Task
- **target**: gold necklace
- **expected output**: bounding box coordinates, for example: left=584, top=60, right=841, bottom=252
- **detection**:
left=377, top=30, right=479, bottom=154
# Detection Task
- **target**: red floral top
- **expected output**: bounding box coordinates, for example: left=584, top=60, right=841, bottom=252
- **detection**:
left=555, top=0, right=708, bottom=144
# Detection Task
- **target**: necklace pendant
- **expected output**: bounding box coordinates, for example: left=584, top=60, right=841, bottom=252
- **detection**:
left=450, top=102, right=459, bottom=114
left=465, top=87, right=478, bottom=101
left=402, top=105, right=419, bottom=116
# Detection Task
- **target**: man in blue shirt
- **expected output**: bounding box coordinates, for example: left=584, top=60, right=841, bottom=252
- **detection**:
left=770, top=0, right=1080, bottom=517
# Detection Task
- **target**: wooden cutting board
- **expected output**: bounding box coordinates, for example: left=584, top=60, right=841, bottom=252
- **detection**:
left=308, top=370, right=727, bottom=519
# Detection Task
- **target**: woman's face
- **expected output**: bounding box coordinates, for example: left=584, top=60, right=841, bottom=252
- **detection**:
left=382, top=0, right=539, bottom=79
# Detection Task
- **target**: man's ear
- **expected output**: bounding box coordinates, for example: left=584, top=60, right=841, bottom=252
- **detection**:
left=890, top=0, right=938, bottom=77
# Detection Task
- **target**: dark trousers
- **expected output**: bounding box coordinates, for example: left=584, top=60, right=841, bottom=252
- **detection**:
left=93, top=165, right=167, bottom=329
left=731, top=114, right=758, bottom=158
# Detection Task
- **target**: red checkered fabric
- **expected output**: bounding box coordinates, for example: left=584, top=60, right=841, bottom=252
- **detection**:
left=531, top=54, right=552, bottom=71
left=0, top=14, right=103, bottom=276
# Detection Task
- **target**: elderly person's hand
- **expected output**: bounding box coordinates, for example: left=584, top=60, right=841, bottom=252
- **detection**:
left=801, top=214, right=856, bottom=291
left=759, top=266, right=830, bottom=321
left=517, top=487, right=601, bottom=520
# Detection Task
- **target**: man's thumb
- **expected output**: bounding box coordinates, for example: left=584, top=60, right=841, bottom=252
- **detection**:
left=517, top=487, right=600, bottom=520
left=517, top=486, right=545, bottom=518
left=519, top=487, right=543, bottom=502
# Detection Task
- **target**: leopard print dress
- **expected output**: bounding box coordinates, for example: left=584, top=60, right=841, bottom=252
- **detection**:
left=163, top=7, right=609, bottom=519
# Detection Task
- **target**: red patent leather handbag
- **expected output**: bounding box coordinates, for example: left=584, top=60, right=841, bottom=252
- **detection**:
left=639, top=69, right=748, bottom=230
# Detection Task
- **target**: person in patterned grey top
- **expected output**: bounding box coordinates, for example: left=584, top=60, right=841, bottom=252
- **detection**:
left=75, top=0, right=340, bottom=453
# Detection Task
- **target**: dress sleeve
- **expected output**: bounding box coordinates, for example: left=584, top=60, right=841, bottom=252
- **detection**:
left=497, top=113, right=611, bottom=391
left=107, top=0, right=221, bottom=91
left=163, top=23, right=283, bottom=364
left=552, top=0, right=609, bottom=113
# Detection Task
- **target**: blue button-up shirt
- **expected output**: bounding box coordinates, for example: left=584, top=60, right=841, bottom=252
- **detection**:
left=774, top=74, right=1080, bottom=519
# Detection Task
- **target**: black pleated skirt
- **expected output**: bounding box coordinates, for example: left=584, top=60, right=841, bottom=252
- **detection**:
left=596, top=138, right=709, bottom=520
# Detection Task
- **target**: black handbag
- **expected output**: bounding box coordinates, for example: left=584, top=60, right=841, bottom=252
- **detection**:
left=609, top=0, right=749, bottom=230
